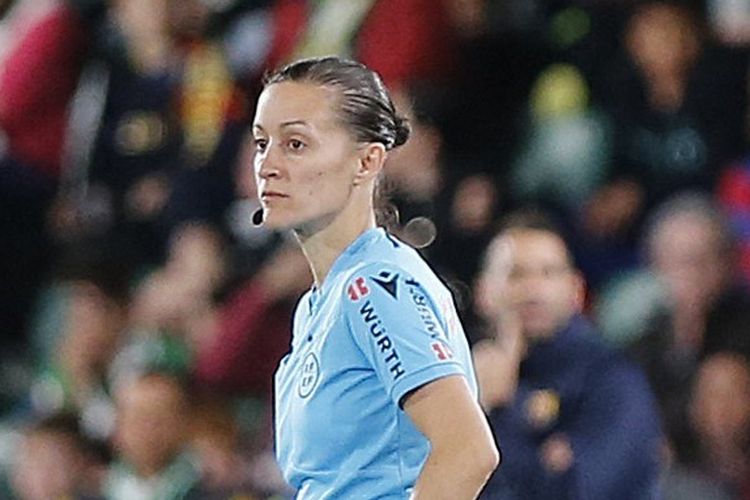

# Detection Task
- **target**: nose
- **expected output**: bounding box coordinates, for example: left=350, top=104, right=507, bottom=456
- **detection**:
left=255, top=146, right=281, bottom=180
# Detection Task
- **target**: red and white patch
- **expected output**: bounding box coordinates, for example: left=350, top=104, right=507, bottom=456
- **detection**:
left=431, top=342, right=454, bottom=361
left=347, top=276, right=370, bottom=301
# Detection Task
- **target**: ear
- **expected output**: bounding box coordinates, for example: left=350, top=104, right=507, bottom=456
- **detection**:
left=353, top=142, right=387, bottom=186
left=571, top=271, right=587, bottom=313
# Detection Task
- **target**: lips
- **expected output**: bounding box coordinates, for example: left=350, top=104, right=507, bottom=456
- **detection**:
left=260, top=190, right=289, bottom=200
left=519, top=302, right=546, bottom=316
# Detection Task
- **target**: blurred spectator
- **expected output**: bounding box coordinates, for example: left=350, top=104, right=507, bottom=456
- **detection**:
left=381, top=87, right=443, bottom=248
left=11, top=413, right=107, bottom=500
left=52, top=0, right=257, bottom=268
left=708, top=0, right=750, bottom=46
left=109, top=222, right=225, bottom=423
left=192, top=240, right=309, bottom=397
left=129, top=223, right=226, bottom=337
left=627, top=193, right=750, bottom=466
left=0, top=0, right=58, bottom=69
left=0, top=0, right=86, bottom=180
left=123, top=219, right=302, bottom=397
left=565, top=0, right=749, bottom=289
left=474, top=210, right=661, bottom=499
left=28, top=236, right=133, bottom=440
left=106, top=371, right=205, bottom=500
left=190, top=398, right=254, bottom=492
left=594, top=268, right=666, bottom=348
left=661, top=468, right=732, bottom=500
left=190, top=396, right=289, bottom=498
left=510, top=62, right=612, bottom=213
left=113, top=233, right=303, bottom=498
left=428, top=173, right=500, bottom=337
left=435, top=1, right=625, bottom=190
left=0, top=0, right=88, bottom=346
left=436, top=4, right=544, bottom=185
left=717, top=155, right=750, bottom=285
left=266, top=0, right=458, bottom=87
left=679, top=352, right=750, bottom=498
left=116, top=218, right=304, bottom=495
left=591, top=1, right=747, bottom=241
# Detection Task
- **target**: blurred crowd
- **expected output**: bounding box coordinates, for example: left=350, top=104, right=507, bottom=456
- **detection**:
left=0, top=0, right=749, bottom=498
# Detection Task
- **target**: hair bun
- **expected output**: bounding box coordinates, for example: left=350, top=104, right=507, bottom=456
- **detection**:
left=392, top=115, right=411, bottom=149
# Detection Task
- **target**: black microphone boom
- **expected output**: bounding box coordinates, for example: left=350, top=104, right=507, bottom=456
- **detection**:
left=252, top=207, right=264, bottom=226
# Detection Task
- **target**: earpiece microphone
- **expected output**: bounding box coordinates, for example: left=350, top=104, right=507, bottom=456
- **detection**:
left=252, top=207, right=264, bottom=226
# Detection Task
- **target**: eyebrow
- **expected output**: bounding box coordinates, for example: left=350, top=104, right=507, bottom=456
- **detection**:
left=281, top=120, right=310, bottom=128
left=253, top=120, right=311, bottom=131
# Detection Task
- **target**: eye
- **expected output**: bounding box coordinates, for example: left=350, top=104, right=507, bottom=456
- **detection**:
left=288, top=138, right=306, bottom=152
left=253, top=137, right=268, bottom=153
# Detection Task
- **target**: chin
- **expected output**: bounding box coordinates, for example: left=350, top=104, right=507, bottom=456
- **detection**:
left=266, top=219, right=299, bottom=232
left=259, top=208, right=295, bottom=230
left=262, top=207, right=335, bottom=236
left=260, top=214, right=285, bottom=229
left=522, top=322, right=557, bottom=340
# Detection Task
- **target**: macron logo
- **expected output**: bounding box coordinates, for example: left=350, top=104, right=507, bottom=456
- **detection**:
left=371, top=271, right=399, bottom=300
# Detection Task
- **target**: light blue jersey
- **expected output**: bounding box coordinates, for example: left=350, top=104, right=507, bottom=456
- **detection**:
left=274, top=228, right=478, bottom=499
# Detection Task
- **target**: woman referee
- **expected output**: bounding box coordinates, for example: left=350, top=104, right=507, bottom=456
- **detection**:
left=252, top=56, right=499, bottom=499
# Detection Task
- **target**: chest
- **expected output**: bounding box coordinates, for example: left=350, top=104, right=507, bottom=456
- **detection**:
left=274, top=299, right=396, bottom=467
left=514, top=361, right=593, bottom=435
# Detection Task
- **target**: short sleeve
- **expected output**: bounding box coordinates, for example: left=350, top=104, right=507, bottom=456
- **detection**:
left=342, top=264, right=467, bottom=407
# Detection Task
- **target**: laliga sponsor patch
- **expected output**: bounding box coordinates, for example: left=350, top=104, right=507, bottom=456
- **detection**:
left=431, top=341, right=454, bottom=361
left=347, top=276, right=370, bottom=301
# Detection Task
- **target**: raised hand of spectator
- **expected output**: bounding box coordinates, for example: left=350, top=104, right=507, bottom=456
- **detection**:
left=472, top=313, right=525, bottom=411
left=130, top=223, right=225, bottom=332
left=255, top=243, right=311, bottom=302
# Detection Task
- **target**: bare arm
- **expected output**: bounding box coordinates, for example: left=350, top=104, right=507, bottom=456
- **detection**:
left=404, top=374, right=500, bottom=499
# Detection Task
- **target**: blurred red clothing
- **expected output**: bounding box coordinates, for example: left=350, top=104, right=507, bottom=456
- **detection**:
left=0, top=3, right=87, bottom=179
left=194, top=278, right=293, bottom=398
left=717, top=161, right=750, bottom=286
left=267, top=0, right=457, bottom=86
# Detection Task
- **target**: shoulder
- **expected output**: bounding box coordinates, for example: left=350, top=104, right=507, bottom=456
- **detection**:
left=295, top=289, right=312, bottom=312
left=581, top=334, right=654, bottom=405
left=566, top=318, right=618, bottom=358
left=291, top=289, right=312, bottom=326
left=343, top=231, right=446, bottom=299
left=339, top=260, right=446, bottom=311
left=565, top=318, right=649, bottom=385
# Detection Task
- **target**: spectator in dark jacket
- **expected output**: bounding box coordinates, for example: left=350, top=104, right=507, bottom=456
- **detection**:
left=473, top=211, right=662, bottom=500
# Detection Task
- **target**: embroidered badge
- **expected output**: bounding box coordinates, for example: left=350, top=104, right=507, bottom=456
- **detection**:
left=525, top=389, right=561, bottom=429
left=298, top=352, right=320, bottom=398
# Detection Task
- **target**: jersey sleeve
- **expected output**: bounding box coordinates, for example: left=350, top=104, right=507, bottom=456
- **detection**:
left=342, top=264, right=468, bottom=407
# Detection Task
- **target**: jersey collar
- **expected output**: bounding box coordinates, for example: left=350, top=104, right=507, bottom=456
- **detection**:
left=308, top=227, right=384, bottom=310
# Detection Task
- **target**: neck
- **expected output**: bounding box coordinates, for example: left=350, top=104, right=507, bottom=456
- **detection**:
left=133, top=456, right=173, bottom=479
left=645, top=70, right=687, bottom=112
left=295, top=196, right=376, bottom=288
